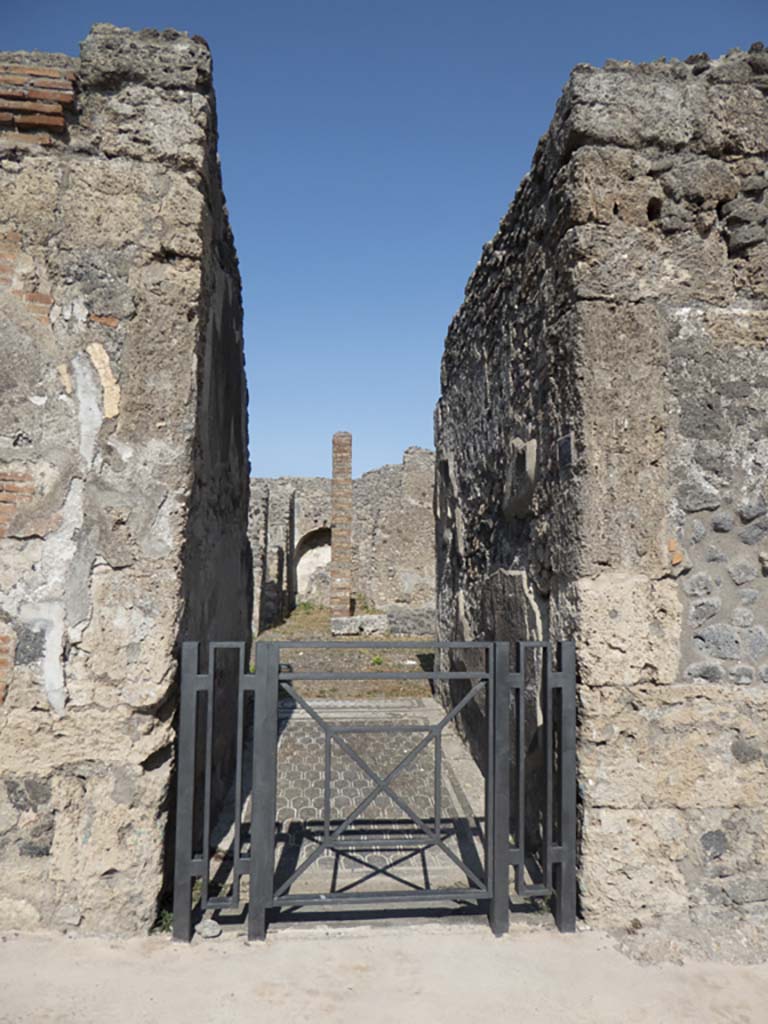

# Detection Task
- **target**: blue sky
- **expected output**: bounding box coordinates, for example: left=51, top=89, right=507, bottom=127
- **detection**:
left=5, top=1, right=765, bottom=476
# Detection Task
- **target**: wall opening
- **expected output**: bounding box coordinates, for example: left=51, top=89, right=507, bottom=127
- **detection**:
left=292, top=527, right=331, bottom=607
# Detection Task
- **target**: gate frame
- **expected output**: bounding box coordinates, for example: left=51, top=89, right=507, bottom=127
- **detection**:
left=172, top=639, right=577, bottom=941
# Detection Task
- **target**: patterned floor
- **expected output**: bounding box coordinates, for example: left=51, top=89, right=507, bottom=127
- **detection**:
left=273, top=694, right=486, bottom=895
left=207, top=694, right=488, bottom=904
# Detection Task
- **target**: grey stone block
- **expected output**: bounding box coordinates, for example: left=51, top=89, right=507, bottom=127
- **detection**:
left=331, top=614, right=389, bottom=636
left=683, top=571, right=716, bottom=596
left=686, top=662, right=724, bottom=682
left=678, top=478, right=721, bottom=512
left=738, top=492, right=768, bottom=523
left=728, top=561, right=758, bottom=586
left=701, top=830, right=728, bottom=858
left=740, top=517, right=768, bottom=545
left=723, top=876, right=768, bottom=905
left=732, top=607, right=755, bottom=628
left=729, top=665, right=755, bottom=685
left=690, top=598, right=721, bottom=625
left=693, top=624, right=742, bottom=660
left=712, top=511, right=736, bottom=533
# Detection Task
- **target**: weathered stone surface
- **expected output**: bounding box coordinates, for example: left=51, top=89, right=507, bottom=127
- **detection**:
left=385, top=606, right=436, bottom=636
left=436, top=45, right=768, bottom=936
left=330, top=614, right=388, bottom=637
left=0, top=26, right=250, bottom=935
left=195, top=918, right=222, bottom=939
left=690, top=597, right=721, bottom=624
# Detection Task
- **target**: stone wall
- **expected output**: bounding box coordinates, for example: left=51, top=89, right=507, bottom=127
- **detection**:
left=436, top=46, right=768, bottom=932
left=250, top=445, right=436, bottom=632
left=249, top=476, right=331, bottom=628
left=353, top=447, right=436, bottom=628
left=0, top=25, right=250, bottom=934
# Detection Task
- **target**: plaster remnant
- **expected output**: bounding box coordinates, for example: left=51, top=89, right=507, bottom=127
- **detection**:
left=71, top=354, right=103, bottom=468
left=86, top=342, right=120, bottom=419
left=57, top=362, right=73, bottom=395
left=18, top=602, right=66, bottom=714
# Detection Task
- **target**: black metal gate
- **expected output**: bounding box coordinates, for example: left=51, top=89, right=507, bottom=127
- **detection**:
left=172, top=639, right=577, bottom=941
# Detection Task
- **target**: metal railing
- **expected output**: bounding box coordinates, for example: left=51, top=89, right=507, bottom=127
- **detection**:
left=172, top=639, right=577, bottom=940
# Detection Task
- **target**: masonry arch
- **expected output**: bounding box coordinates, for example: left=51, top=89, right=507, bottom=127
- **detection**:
left=292, top=526, right=331, bottom=606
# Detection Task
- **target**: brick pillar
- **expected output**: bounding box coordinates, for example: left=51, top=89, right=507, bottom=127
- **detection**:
left=330, top=431, right=353, bottom=617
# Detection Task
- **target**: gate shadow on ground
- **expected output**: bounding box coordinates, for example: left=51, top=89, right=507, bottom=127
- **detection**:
left=272, top=817, right=486, bottom=894
left=196, top=661, right=544, bottom=933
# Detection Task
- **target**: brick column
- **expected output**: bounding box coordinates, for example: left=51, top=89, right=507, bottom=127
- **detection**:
left=330, top=431, right=353, bottom=617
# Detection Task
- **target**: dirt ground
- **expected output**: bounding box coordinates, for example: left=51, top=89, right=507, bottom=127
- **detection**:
left=257, top=602, right=439, bottom=699
left=8, top=610, right=760, bottom=1023
left=1, top=922, right=767, bottom=1024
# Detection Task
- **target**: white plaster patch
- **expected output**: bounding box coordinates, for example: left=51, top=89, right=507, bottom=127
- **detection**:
left=18, top=602, right=67, bottom=715
left=108, top=437, right=134, bottom=462
left=72, top=354, right=103, bottom=467
left=141, top=495, right=176, bottom=559
left=58, top=299, right=89, bottom=325
left=6, top=478, right=89, bottom=715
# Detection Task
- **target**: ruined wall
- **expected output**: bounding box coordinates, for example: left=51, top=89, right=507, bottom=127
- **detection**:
left=353, top=447, right=436, bottom=631
left=436, top=46, right=768, bottom=932
left=248, top=476, right=330, bottom=628
left=0, top=25, right=250, bottom=934
left=250, top=446, right=436, bottom=632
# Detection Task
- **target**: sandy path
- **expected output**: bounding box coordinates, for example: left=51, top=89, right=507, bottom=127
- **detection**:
left=1, top=923, right=767, bottom=1024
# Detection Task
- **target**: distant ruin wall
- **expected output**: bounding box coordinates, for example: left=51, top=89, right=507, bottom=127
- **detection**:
left=352, top=446, right=435, bottom=628
left=436, top=47, right=768, bottom=931
left=0, top=26, right=251, bottom=934
left=250, top=446, right=436, bottom=632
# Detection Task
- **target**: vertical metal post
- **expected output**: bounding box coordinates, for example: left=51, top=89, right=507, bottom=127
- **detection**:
left=483, top=647, right=494, bottom=914
left=232, top=647, right=245, bottom=900
left=248, top=642, right=279, bottom=941
left=489, top=642, right=510, bottom=936
left=434, top=731, right=442, bottom=841
left=199, top=645, right=214, bottom=909
left=172, top=642, right=199, bottom=942
left=542, top=645, right=553, bottom=892
left=553, top=640, right=577, bottom=933
left=513, top=642, right=526, bottom=895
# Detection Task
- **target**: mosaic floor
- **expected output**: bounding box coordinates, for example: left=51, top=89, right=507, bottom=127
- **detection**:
left=208, top=694, right=488, bottom=905
left=273, top=695, right=487, bottom=896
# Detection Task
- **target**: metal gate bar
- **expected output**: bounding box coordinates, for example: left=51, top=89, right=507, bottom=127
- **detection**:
left=507, top=640, right=577, bottom=931
left=269, top=657, right=492, bottom=903
left=172, top=638, right=577, bottom=941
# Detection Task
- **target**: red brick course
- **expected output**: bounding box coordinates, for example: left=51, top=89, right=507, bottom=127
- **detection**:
left=0, top=232, right=53, bottom=322
left=0, top=61, right=75, bottom=143
left=88, top=313, right=120, bottom=329
left=0, top=470, right=35, bottom=539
